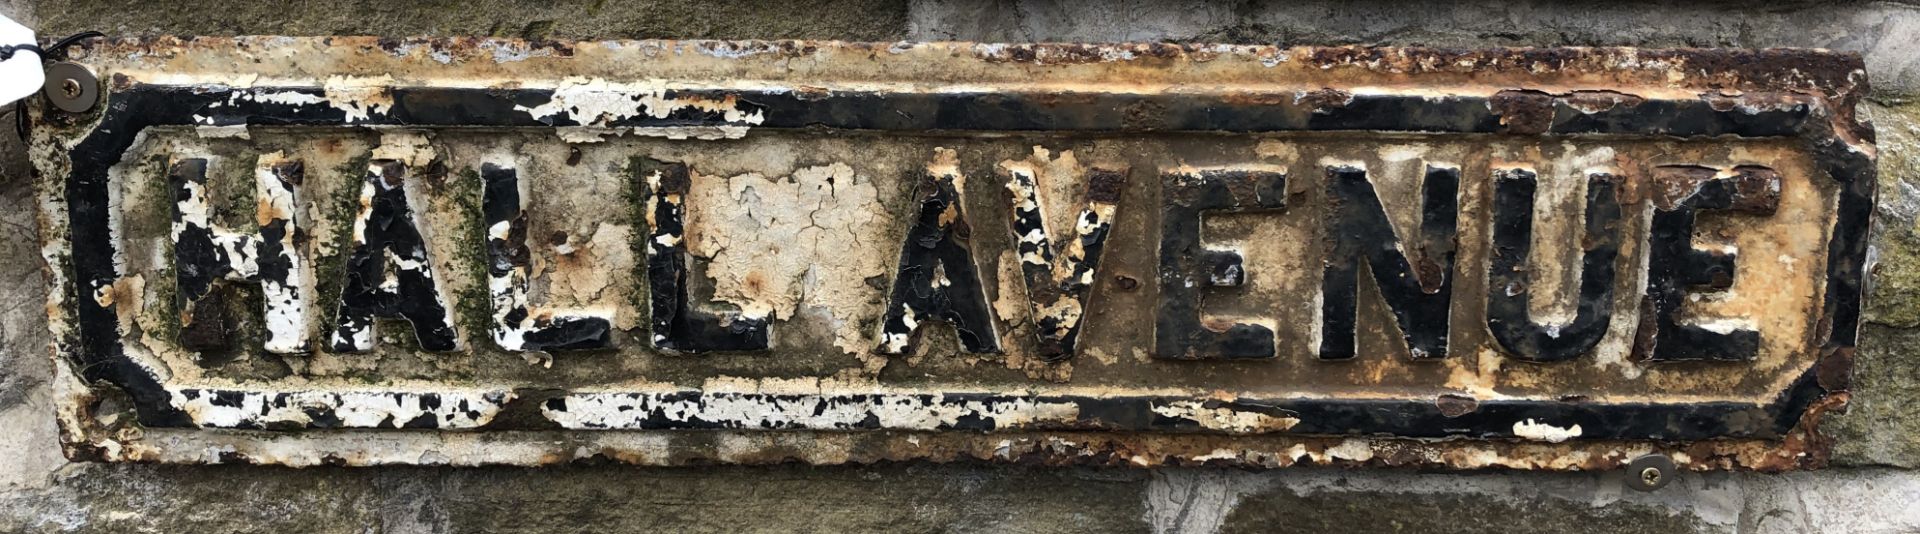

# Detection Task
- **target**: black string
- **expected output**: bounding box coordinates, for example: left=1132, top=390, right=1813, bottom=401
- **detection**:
left=3, top=44, right=40, bottom=141
left=45, top=31, right=102, bottom=60
left=12, top=100, right=25, bottom=141
left=0, top=44, right=42, bottom=62
left=7, top=44, right=30, bottom=139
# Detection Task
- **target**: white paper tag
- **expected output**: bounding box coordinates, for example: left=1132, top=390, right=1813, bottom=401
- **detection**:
left=0, top=14, right=43, bottom=107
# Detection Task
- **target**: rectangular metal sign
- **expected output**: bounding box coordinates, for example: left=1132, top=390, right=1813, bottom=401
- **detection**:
left=30, top=38, right=1873, bottom=470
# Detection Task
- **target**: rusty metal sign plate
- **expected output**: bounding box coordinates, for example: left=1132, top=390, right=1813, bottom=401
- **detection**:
left=29, top=38, right=1873, bottom=470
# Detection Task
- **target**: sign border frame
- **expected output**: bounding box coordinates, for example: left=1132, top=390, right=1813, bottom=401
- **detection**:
left=31, top=40, right=1875, bottom=468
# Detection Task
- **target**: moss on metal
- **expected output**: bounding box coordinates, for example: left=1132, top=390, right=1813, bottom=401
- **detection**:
left=313, top=153, right=370, bottom=341
left=23, top=0, right=910, bottom=42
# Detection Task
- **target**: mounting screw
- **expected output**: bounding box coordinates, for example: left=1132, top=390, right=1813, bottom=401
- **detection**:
left=1625, top=454, right=1676, bottom=492
left=42, top=62, right=99, bottom=114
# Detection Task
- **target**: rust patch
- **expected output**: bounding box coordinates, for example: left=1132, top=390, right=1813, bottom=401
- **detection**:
left=1294, top=88, right=1354, bottom=114
left=1436, top=394, right=1480, bottom=418
left=1564, top=90, right=1646, bottom=114
left=1491, top=90, right=1555, bottom=135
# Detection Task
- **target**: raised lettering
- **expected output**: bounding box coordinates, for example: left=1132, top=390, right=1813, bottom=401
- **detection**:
left=1320, top=164, right=1459, bottom=360
left=1635, top=165, right=1780, bottom=361
left=1001, top=155, right=1126, bottom=361
left=328, top=157, right=461, bottom=352
left=637, top=158, right=770, bottom=353
left=1486, top=169, right=1623, bottom=362
left=481, top=161, right=613, bottom=353
left=1155, top=167, right=1287, bottom=360
left=876, top=148, right=999, bottom=355
left=170, top=153, right=310, bottom=354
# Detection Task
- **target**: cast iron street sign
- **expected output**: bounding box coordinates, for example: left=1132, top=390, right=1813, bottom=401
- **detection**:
left=28, top=38, right=1873, bottom=470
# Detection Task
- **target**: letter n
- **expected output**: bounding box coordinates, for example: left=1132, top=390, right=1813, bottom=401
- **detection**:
left=1320, top=164, right=1459, bottom=360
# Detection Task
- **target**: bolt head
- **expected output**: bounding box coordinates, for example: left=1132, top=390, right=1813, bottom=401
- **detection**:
left=1625, top=453, right=1677, bottom=492
left=42, top=62, right=100, bottom=113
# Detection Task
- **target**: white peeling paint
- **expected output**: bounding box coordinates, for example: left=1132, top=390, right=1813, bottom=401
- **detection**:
left=515, top=78, right=767, bottom=128
left=481, top=155, right=614, bottom=356
left=171, top=388, right=511, bottom=429
left=167, top=152, right=311, bottom=354
left=322, top=76, right=396, bottom=123
left=254, top=152, right=311, bottom=353
left=545, top=391, right=1080, bottom=431
left=229, top=89, right=327, bottom=108
left=1512, top=419, right=1584, bottom=443
left=1150, top=401, right=1299, bottom=434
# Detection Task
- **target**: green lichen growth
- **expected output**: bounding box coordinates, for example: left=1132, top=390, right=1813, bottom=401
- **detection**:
left=213, top=158, right=258, bottom=230
left=138, top=154, right=181, bottom=347
left=371, top=318, right=424, bottom=353
left=312, top=153, right=371, bottom=341
left=212, top=155, right=268, bottom=371
left=122, top=150, right=282, bottom=377
left=200, top=285, right=269, bottom=371
left=143, top=267, right=180, bottom=351
left=447, top=166, right=493, bottom=350
left=624, top=157, right=654, bottom=329
left=128, top=155, right=176, bottom=246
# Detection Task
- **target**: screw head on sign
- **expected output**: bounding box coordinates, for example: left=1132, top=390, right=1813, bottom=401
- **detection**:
left=42, top=62, right=99, bottom=113
left=1625, top=454, right=1677, bottom=492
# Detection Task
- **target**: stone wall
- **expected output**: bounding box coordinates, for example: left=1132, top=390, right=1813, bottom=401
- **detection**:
left=2, top=1, right=1918, bottom=532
